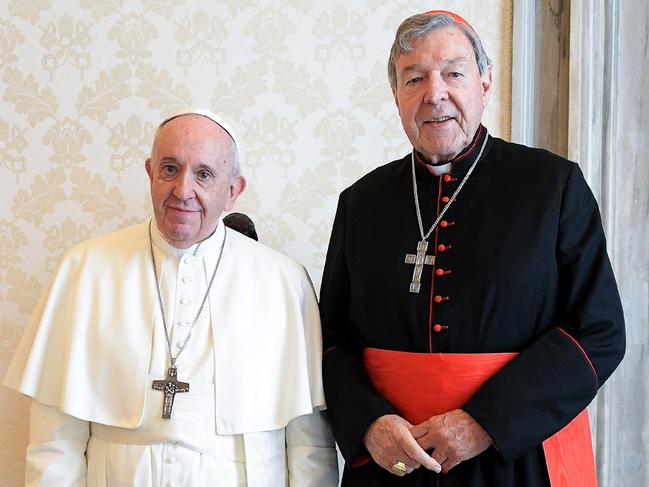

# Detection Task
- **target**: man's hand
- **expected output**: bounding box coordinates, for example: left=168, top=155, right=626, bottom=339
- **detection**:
left=409, top=409, right=493, bottom=473
left=364, top=414, right=442, bottom=476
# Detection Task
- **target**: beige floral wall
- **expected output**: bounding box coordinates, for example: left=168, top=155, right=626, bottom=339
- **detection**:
left=0, top=0, right=512, bottom=484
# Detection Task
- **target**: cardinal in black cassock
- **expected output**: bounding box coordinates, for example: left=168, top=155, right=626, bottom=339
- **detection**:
left=320, top=11, right=625, bottom=487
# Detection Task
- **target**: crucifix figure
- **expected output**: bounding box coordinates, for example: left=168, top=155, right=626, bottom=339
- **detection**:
left=152, top=366, right=189, bottom=419
left=405, top=240, right=435, bottom=293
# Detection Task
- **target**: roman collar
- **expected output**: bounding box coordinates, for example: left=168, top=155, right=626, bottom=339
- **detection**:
left=414, top=124, right=491, bottom=178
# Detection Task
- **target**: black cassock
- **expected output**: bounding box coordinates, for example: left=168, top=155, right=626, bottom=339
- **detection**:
left=320, top=126, right=625, bottom=486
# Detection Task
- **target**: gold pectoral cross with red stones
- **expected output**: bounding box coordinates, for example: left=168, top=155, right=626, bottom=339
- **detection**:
left=405, top=240, right=435, bottom=293
left=152, top=367, right=189, bottom=419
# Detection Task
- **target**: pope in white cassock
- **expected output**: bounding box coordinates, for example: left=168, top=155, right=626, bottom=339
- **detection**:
left=3, top=109, right=339, bottom=486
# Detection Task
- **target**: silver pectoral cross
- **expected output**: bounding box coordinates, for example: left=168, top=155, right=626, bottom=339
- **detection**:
left=152, top=366, right=189, bottom=419
left=405, top=240, right=435, bottom=293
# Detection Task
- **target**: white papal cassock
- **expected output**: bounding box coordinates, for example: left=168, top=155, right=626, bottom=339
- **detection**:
left=4, top=219, right=338, bottom=486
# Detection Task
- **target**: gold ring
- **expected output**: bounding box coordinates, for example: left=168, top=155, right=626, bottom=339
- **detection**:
left=391, top=461, right=408, bottom=474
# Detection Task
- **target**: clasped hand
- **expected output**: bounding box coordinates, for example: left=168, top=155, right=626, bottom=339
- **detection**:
left=363, top=409, right=493, bottom=476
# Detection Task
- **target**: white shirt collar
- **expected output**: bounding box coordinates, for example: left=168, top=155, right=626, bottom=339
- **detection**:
left=150, top=217, right=226, bottom=259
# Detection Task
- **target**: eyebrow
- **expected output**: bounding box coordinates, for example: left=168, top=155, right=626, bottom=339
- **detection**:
left=194, top=163, right=216, bottom=172
left=160, top=158, right=220, bottom=171
left=400, top=56, right=470, bottom=74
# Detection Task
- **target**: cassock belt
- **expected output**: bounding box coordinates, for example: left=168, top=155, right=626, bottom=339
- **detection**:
left=363, top=347, right=597, bottom=487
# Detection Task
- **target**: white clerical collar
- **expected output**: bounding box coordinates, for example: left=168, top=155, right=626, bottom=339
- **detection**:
left=428, top=163, right=452, bottom=176
left=150, top=217, right=226, bottom=259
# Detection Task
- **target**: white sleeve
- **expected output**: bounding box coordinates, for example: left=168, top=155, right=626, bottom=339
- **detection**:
left=286, top=409, right=339, bottom=486
left=26, top=400, right=89, bottom=487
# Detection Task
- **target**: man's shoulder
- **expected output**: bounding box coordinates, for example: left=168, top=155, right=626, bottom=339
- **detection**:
left=63, top=222, right=148, bottom=264
left=227, top=228, right=307, bottom=282
left=341, top=154, right=409, bottom=197
left=489, top=137, right=574, bottom=174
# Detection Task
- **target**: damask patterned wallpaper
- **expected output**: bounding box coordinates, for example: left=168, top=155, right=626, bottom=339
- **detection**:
left=0, top=1, right=511, bottom=484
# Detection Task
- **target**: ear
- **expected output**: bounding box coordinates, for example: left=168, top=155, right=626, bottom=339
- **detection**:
left=224, top=175, right=247, bottom=212
left=145, top=158, right=153, bottom=181
left=481, top=65, right=493, bottom=107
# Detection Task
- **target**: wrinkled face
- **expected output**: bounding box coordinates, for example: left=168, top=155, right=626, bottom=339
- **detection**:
left=146, top=115, right=245, bottom=249
left=393, top=27, right=492, bottom=163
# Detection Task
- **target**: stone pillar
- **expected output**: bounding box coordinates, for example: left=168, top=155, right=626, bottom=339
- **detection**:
left=569, top=0, right=649, bottom=485
left=511, top=0, right=570, bottom=156
left=513, top=0, right=648, bottom=484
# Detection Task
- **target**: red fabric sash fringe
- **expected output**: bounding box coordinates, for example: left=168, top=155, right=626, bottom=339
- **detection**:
left=363, top=348, right=597, bottom=487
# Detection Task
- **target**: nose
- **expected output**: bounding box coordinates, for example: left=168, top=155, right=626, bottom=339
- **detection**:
left=172, top=171, right=196, bottom=201
left=423, top=74, right=448, bottom=105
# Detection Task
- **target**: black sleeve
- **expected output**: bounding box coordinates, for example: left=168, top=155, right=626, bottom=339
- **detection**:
left=320, top=191, right=398, bottom=463
left=463, top=163, right=626, bottom=461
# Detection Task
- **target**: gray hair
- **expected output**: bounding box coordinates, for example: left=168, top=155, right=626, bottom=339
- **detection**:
left=387, top=13, right=492, bottom=91
left=222, top=137, right=240, bottom=181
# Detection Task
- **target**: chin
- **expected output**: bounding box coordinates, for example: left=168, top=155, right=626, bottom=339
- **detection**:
left=165, top=227, right=196, bottom=243
left=427, top=138, right=466, bottom=157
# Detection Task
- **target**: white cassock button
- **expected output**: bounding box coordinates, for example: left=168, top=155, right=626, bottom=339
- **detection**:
left=166, top=456, right=177, bottom=464
left=182, top=276, right=192, bottom=283
left=177, top=320, right=185, bottom=327
left=175, top=340, right=184, bottom=349
left=183, top=256, right=191, bottom=265
left=180, top=297, right=191, bottom=305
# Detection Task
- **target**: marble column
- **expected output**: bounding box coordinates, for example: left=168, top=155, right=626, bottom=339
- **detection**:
left=511, top=0, right=570, bottom=156
left=569, top=1, right=649, bottom=485
left=513, top=0, right=649, bottom=484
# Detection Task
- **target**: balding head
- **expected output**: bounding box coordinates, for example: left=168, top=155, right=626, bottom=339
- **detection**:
left=151, top=110, right=241, bottom=181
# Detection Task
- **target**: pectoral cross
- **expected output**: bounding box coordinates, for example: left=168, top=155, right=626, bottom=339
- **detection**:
left=405, top=240, right=435, bottom=293
left=152, top=366, right=189, bottom=419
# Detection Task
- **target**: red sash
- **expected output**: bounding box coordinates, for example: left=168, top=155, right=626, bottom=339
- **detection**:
left=364, top=348, right=597, bottom=487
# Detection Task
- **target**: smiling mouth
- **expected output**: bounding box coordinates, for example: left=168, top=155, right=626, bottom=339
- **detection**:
left=425, top=116, right=455, bottom=124
left=168, top=207, right=199, bottom=214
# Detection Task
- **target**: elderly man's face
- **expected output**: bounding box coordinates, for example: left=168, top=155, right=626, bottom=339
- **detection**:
left=393, top=27, right=492, bottom=163
left=145, top=115, right=245, bottom=248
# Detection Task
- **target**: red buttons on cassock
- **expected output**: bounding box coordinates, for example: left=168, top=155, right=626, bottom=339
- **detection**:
left=435, top=268, right=445, bottom=276
left=443, top=174, right=452, bottom=183
left=440, top=220, right=448, bottom=227
left=441, top=196, right=450, bottom=203
left=433, top=324, right=449, bottom=333
left=434, top=295, right=449, bottom=303
left=437, top=244, right=451, bottom=252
